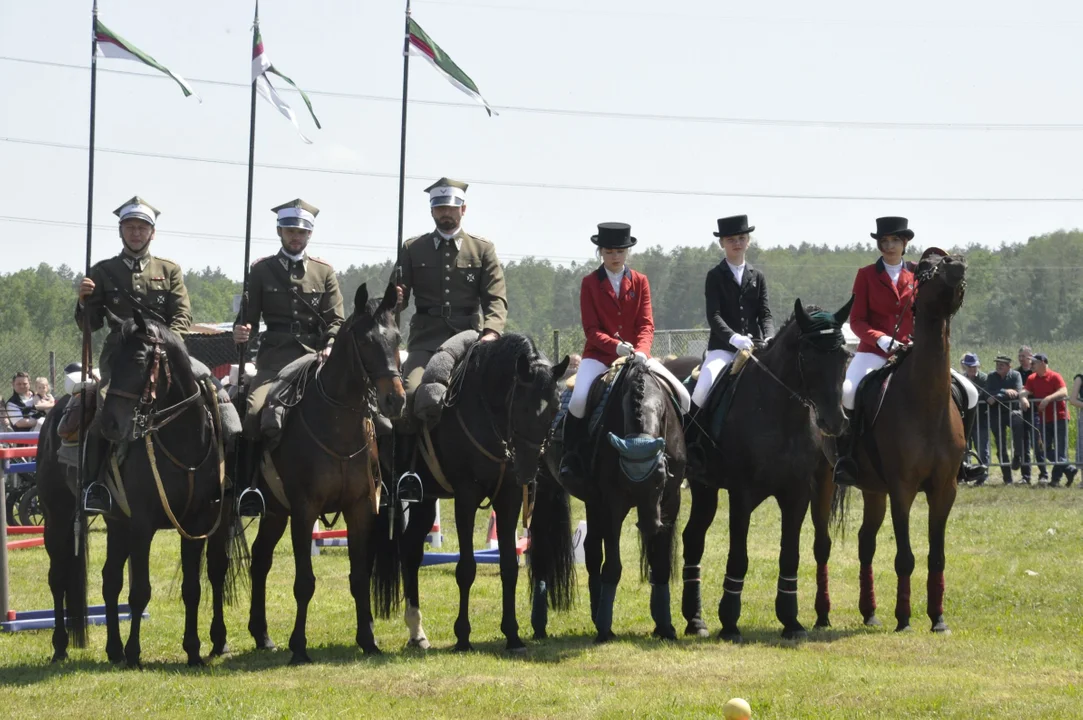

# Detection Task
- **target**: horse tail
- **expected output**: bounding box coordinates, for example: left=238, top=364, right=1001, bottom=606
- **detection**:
left=223, top=512, right=251, bottom=606
left=830, top=484, right=850, bottom=539
left=528, top=469, right=576, bottom=612
left=68, top=510, right=90, bottom=648
left=371, top=501, right=402, bottom=620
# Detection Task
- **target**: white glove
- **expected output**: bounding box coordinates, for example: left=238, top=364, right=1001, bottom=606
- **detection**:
left=616, top=341, right=635, bottom=357
left=634, top=351, right=648, bottom=361
left=876, top=335, right=900, bottom=354
left=730, top=334, right=754, bottom=351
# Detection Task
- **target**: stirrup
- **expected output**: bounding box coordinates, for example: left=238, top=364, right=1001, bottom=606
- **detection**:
left=832, top=458, right=859, bottom=488
left=237, top=487, right=266, bottom=517
left=82, top=482, right=112, bottom=515
left=397, top=471, right=424, bottom=505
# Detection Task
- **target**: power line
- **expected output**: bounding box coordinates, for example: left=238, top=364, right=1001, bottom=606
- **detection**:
left=4, top=55, right=1082, bottom=132
left=6, top=135, right=1083, bottom=203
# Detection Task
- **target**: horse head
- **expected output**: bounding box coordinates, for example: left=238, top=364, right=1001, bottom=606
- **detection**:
left=914, top=248, right=968, bottom=320
left=99, top=308, right=196, bottom=442
left=786, top=296, right=855, bottom=437
left=337, top=281, right=406, bottom=419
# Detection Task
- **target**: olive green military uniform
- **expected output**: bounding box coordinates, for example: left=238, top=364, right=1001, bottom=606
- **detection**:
left=236, top=251, right=344, bottom=437
left=74, top=252, right=192, bottom=397
left=398, top=228, right=508, bottom=406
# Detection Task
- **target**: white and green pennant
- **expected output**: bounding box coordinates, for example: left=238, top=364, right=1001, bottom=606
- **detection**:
left=94, top=18, right=199, bottom=101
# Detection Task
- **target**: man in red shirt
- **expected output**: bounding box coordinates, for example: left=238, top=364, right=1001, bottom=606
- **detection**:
left=1023, top=353, right=1077, bottom=487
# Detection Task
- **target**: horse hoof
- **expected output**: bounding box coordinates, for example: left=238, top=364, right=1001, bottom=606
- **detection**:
left=652, top=626, right=678, bottom=642
left=289, top=653, right=313, bottom=665
left=50, top=651, right=68, bottom=664
left=209, top=644, right=231, bottom=658
left=108, top=653, right=125, bottom=666
left=814, top=619, right=831, bottom=630
left=406, top=637, right=431, bottom=651
left=863, top=615, right=882, bottom=628
left=360, top=645, right=382, bottom=656
left=781, top=627, right=808, bottom=641
left=253, top=635, right=277, bottom=651
left=684, top=622, right=710, bottom=638
left=931, top=622, right=950, bottom=634
left=895, top=623, right=913, bottom=633
left=532, top=630, right=548, bottom=641
left=453, top=642, right=474, bottom=653
left=718, top=629, right=742, bottom=644
left=593, top=631, right=616, bottom=645
left=187, top=657, right=205, bottom=668
left=125, top=660, right=143, bottom=671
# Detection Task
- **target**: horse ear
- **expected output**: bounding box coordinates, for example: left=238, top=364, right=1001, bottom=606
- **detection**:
left=377, top=281, right=397, bottom=315
left=834, top=294, right=855, bottom=325
left=133, top=308, right=147, bottom=334
left=354, top=283, right=369, bottom=315
left=794, top=298, right=812, bottom=329
left=552, top=355, right=570, bottom=381
left=104, top=308, right=124, bottom=334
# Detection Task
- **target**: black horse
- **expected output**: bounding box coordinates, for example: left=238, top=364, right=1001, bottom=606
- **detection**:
left=247, top=282, right=405, bottom=664
left=38, top=310, right=241, bottom=666
left=533, top=353, right=686, bottom=643
left=390, top=334, right=568, bottom=653
left=676, top=298, right=853, bottom=641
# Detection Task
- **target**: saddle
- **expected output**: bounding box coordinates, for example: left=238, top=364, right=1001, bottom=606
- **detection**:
left=412, top=330, right=479, bottom=428
left=260, top=354, right=319, bottom=450
left=57, top=389, right=98, bottom=443
left=692, top=349, right=753, bottom=441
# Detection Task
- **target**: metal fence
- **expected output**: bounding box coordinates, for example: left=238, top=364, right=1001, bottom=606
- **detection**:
left=972, top=398, right=1078, bottom=483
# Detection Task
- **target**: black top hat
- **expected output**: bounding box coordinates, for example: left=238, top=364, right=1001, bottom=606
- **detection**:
left=714, top=215, right=755, bottom=238
left=591, top=222, right=637, bottom=249
left=871, top=216, right=915, bottom=241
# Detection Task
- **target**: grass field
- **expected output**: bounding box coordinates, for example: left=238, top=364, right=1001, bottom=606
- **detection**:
left=2, top=486, right=1082, bottom=719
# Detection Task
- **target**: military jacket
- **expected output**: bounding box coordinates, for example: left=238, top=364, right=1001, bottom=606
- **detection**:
left=75, top=252, right=192, bottom=334
left=398, top=229, right=508, bottom=352
left=236, top=251, right=344, bottom=370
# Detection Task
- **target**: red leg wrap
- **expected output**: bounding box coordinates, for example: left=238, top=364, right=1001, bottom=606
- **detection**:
left=927, top=571, right=945, bottom=618
left=858, top=564, right=876, bottom=619
left=814, top=563, right=830, bottom=618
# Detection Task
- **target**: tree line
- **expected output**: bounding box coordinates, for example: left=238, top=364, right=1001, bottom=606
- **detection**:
left=2, top=231, right=1081, bottom=380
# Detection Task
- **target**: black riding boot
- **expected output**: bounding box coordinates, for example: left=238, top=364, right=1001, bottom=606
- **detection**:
left=958, top=403, right=987, bottom=484
left=684, top=402, right=707, bottom=479
left=82, top=429, right=112, bottom=515
left=832, top=428, right=859, bottom=487
left=560, top=413, right=587, bottom=485
left=236, top=439, right=266, bottom=518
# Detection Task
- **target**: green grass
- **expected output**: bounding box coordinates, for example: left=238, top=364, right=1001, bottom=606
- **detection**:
left=2, top=487, right=1082, bottom=719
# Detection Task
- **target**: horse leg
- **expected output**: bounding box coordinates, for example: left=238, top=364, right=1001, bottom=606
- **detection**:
left=718, top=491, right=751, bottom=643
left=857, top=492, right=887, bottom=627
left=102, top=520, right=130, bottom=665
left=205, top=520, right=230, bottom=658
left=287, top=503, right=320, bottom=665
left=452, top=492, right=480, bottom=652
left=927, top=477, right=957, bottom=633
left=180, top=537, right=207, bottom=667
left=646, top=484, right=679, bottom=641
left=45, top=510, right=73, bottom=662
left=123, top=524, right=154, bottom=668
left=401, top=498, right=436, bottom=650
left=810, top=468, right=834, bottom=629
left=888, top=490, right=918, bottom=632
left=776, top=490, right=810, bottom=640
left=248, top=508, right=288, bottom=650
left=345, top=501, right=379, bottom=655
left=494, top=487, right=526, bottom=653
left=584, top=501, right=604, bottom=625
left=594, top=504, right=628, bottom=644
left=681, top=481, right=717, bottom=637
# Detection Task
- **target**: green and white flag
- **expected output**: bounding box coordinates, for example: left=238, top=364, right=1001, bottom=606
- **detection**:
left=252, top=23, right=321, bottom=143
left=94, top=18, right=199, bottom=101
left=408, top=18, right=496, bottom=117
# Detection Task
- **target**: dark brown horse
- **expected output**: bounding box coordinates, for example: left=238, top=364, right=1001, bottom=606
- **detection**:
left=676, top=299, right=853, bottom=641
left=37, top=310, right=241, bottom=666
left=247, top=282, right=405, bottom=664
left=811, top=251, right=968, bottom=633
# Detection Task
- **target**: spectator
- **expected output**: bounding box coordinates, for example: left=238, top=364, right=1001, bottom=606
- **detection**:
left=960, top=353, right=989, bottom=484
left=1022, top=353, right=1075, bottom=487
left=6, top=372, right=41, bottom=432
left=1015, top=345, right=1045, bottom=482
left=1070, top=371, right=1083, bottom=478
left=985, top=355, right=1026, bottom=485
left=558, top=354, right=582, bottom=393
left=31, top=376, right=55, bottom=414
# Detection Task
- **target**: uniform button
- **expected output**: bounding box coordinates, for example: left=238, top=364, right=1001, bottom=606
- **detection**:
left=445, top=289, right=450, bottom=294
left=445, top=276, right=450, bottom=281
left=444, top=301, right=450, bottom=306
left=444, top=252, right=450, bottom=258
left=445, top=265, right=450, bottom=270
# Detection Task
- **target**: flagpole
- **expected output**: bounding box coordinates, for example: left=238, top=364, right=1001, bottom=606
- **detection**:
left=394, top=0, right=412, bottom=326
left=77, top=0, right=100, bottom=536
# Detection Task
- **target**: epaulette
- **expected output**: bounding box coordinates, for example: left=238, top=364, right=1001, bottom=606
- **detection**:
left=154, top=256, right=181, bottom=268
left=251, top=255, right=272, bottom=267
left=463, top=232, right=491, bottom=245
left=309, top=256, right=333, bottom=267
left=402, top=233, right=428, bottom=248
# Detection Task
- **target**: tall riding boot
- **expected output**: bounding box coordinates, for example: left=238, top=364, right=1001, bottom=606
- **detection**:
left=82, top=422, right=112, bottom=515
left=832, top=427, right=859, bottom=487
left=684, top=402, right=707, bottom=478
left=560, top=413, right=587, bottom=485
left=237, top=439, right=266, bottom=517
left=958, top=403, right=987, bottom=483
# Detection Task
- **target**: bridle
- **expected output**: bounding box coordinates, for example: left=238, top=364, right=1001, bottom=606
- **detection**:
left=106, top=329, right=204, bottom=439
left=746, top=325, right=846, bottom=413
left=310, top=316, right=401, bottom=415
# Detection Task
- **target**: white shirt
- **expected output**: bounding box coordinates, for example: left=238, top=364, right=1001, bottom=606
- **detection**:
left=434, top=228, right=461, bottom=249
left=281, top=249, right=305, bottom=263
left=884, top=260, right=903, bottom=285
left=605, top=266, right=627, bottom=296
left=726, top=260, right=746, bottom=286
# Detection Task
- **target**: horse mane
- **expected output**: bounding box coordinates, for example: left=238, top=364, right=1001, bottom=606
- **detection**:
left=119, top=316, right=198, bottom=393
left=465, top=333, right=554, bottom=398
left=761, top=304, right=844, bottom=354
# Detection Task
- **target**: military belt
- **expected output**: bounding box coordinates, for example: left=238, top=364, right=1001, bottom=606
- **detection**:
left=265, top=322, right=322, bottom=336
left=416, top=306, right=477, bottom=318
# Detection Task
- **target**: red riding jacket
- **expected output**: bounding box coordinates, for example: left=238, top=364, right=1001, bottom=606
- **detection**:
left=580, top=266, right=654, bottom=366
left=849, top=257, right=916, bottom=358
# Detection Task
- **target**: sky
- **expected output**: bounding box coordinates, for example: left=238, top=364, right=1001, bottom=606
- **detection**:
left=3, top=0, right=1083, bottom=280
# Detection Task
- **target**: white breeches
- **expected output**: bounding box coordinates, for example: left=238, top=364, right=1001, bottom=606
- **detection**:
left=691, top=349, right=736, bottom=408
left=568, top=356, right=692, bottom=418
left=842, top=351, right=887, bottom=410
left=951, top=369, right=979, bottom=409
left=569, top=358, right=609, bottom=418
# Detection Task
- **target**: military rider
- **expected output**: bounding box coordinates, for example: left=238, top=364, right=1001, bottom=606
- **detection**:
left=232, top=199, right=345, bottom=516
left=75, top=196, right=193, bottom=513
left=394, top=178, right=508, bottom=455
